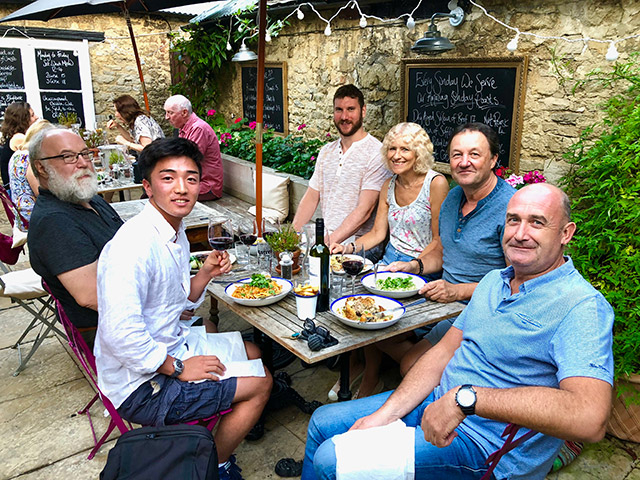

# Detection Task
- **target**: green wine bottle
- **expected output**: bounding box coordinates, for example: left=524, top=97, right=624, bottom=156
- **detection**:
left=309, top=218, right=330, bottom=311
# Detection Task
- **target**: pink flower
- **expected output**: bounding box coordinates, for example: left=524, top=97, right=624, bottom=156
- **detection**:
left=523, top=170, right=546, bottom=184
left=207, top=109, right=216, bottom=116
left=234, top=118, right=242, bottom=124
left=505, top=174, right=524, bottom=188
left=326, top=132, right=332, bottom=138
left=297, top=124, right=307, bottom=131
left=311, top=156, right=316, bottom=161
left=249, top=121, right=257, bottom=130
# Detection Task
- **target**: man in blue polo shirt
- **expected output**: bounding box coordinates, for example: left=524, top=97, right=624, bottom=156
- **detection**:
left=302, top=183, right=614, bottom=480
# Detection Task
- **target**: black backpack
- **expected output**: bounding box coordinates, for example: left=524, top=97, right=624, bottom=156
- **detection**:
left=100, top=424, right=219, bottom=480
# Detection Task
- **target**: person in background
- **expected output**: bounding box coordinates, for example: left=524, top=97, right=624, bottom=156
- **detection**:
left=292, top=85, right=391, bottom=254
left=8, top=119, right=52, bottom=222
left=1, top=101, right=38, bottom=189
left=107, top=94, right=164, bottom=152
left=164, top=94, right=223, bottom=201
left=329, top=122, right=449, bottom=400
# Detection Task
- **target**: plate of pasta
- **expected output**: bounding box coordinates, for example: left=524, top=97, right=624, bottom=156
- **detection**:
left=330, top=294, right=405, bottom=330
left=224, top=274, right=292, bottom=306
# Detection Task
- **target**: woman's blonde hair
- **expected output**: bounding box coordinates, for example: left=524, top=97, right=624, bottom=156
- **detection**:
left=22, top=119, right=52, bottom=151
left=381, top=122, right=434, bottom=174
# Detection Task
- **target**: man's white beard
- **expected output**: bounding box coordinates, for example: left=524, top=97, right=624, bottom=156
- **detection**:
left=45, top=164, right=98, bottom=204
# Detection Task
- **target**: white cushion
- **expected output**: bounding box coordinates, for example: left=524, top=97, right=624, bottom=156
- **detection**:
left=0, top=268, right=47, bottom=299
left=11, top=222, right=27, bottom=248
left=248, top=171, right=290, bottom=223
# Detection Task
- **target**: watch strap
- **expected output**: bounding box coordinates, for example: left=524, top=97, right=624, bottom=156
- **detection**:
left=170, top=358, right=183, bottom=379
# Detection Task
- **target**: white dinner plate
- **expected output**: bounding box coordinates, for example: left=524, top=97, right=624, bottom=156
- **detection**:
left=360, top=271, right=426, bottom=299
left=330, top=254, right=374, bottom=275
left=190, top=251, right=236, bottom=274
left=225, top=276, right=292, bottom=307
left=330, top=294, right=405, bottom=330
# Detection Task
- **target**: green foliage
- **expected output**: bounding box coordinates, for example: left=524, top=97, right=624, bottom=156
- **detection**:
left=264, top=222, right=300, bottom=253
left=214, top=119, right=328, bottom=180
left=560, top=54, right=640, bottom=385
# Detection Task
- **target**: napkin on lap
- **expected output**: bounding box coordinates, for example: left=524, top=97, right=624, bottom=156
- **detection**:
left=333, top=419, right=415, bottom=480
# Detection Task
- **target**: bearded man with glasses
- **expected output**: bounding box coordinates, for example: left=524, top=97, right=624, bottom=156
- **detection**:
left=27, top=128, right=123, bottom=337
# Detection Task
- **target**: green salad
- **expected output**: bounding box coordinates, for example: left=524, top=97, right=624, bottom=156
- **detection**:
left=190, top=255, right=205, bottom=270
left=375, top=276, right=416, bottom=291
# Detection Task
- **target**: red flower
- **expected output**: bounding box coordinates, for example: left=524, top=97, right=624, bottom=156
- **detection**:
left=234, top=118, right=242, bottom=124
left=207, top=109, right=216, bottom=116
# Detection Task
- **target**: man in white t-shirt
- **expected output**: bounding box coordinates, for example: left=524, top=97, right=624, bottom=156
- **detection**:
left=293, top=85, right=391, bottom=248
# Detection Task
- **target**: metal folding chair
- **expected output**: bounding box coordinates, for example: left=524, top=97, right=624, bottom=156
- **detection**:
left=43, top=283, right=230, bottom=459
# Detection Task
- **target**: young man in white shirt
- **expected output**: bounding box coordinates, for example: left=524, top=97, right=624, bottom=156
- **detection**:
left=95, top=137, right=271, bottom=480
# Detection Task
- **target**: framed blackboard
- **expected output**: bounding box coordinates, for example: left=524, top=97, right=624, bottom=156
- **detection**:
left=35, top=48, right=81, bottom=91
left=0, top=48, right=25, bottom=90
left=402, top=57, right=528, bottom=171
left=241, top=62, right=288, bottom=134
left=0, top=92, right=27, bottom=119
left=40, top=92, right=85, bottom=127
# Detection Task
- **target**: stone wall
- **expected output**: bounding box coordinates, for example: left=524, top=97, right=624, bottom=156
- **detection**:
left=213, top=0, right=640, bottom=183
left=0, top=5, right=188, bottom=138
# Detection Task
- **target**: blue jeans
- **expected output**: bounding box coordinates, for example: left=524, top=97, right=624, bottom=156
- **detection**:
left=302, top=391, right=494, bottom=480
left=381, top=243, right=442, bottom=283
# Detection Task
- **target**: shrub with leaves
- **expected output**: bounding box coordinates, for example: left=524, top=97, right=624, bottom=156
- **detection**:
left=561, top=55, right=640, bottom=386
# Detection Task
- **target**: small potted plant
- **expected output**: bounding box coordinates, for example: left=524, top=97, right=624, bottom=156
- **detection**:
left=264, top=222, right=302, bottom=275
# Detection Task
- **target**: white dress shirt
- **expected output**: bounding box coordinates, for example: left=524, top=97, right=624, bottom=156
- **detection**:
left=95, top=202, right=205, bottom=408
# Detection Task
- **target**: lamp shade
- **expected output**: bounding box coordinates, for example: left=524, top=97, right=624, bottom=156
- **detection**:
left=231, top=41, right=258, bottom=62
left=411, top=23, right=455, bottom=54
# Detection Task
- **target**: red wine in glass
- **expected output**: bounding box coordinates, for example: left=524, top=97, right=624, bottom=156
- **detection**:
left=240, top=234, right=257, bottom=245
left=342, top=260, right=364, bottom=276
left=209, top=237, right=234, bottom=251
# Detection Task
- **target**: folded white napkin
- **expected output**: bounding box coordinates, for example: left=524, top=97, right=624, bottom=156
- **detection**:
left=333, top=419, right=415, bottom=480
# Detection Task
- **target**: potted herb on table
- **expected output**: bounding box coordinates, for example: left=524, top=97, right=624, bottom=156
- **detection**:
left=264, top=223, right=302, bottom=275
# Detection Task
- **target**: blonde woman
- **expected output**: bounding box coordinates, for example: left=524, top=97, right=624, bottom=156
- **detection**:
left=329, top=122, right=449, bottom=400
left=8, top=119, right=52, bottom=222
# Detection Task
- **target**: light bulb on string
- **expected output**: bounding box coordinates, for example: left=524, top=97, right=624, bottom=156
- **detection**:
left=324, top=24, right=332, bottom=36
left=226, top=42, right=232, bottom=51
left=406, top=16, right=415, bottom=31
left=265, top=31, right=272, bottom=42
left=359, top=16, right=367, bottom=28
left=297, top=8, right=304, bottom=20
left=606, top=42, right=619, bottom=61
left=507, top=34, right=519, bottom=52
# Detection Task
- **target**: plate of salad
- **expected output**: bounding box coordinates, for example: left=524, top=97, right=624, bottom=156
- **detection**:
left=360, top=271, right=425, bottom=299
left=190, top=251, right=236, bottom=274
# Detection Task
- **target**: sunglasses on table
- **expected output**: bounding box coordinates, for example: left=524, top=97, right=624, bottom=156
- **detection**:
left=39, top=150, right=93, bottom=164
left=300, top=319, right=338, bottom=350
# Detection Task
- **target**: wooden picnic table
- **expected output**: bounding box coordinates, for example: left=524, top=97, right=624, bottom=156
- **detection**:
left=97, top=176, right=142, bottom=196
left=207, top=276, right=464, bottom=400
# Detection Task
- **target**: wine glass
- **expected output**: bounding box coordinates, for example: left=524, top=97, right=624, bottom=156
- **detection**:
left=208, top=217, right=234, bottom=252
left=342, top=244, right=365, bottom=294
left=300, top=222, right=316, bottom=278
left=238, top=219, right=259, bottom=267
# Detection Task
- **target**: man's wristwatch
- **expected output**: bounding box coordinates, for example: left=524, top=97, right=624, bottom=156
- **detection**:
left=455, top=385, right=477, bottom=416
left=170, top=358, right=184, bottom=379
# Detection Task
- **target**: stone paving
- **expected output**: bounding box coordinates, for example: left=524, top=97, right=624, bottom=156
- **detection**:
left=1, top=285, right=640, bottom=479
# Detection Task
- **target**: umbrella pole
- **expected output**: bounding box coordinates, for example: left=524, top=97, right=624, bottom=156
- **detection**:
left=122, top=6, right=150, bottom=112
left=255, top=0, right=267, bottom=235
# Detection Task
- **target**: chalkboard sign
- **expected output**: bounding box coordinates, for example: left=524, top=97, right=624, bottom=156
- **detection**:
left=40, top=92, right=85, bottom=127
left=0, top=91, right=27, bottom=118
left=241, top=62, right=288, bottom=134
left=35, top=48, right=81, bottom=91
left=0, top=48, right=24, bottom=90
left=403, top=57, right=528, bottom=170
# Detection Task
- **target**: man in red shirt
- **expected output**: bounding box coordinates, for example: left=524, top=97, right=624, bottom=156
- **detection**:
left=164, top=95, right=223, bottom=201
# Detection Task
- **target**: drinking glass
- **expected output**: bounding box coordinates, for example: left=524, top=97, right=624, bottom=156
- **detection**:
left=238, top=219, right=259, bottom=267
left=342, top=244, right=365, bottom=294
left=301, top=223, right=316, bottom=278
left=208, top=217, right=234, bottom=252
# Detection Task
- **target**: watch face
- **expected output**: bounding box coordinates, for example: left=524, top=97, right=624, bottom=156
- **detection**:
left=175, top=359, right=184, bottom=369
left=457, top=388, right=475, bottom=407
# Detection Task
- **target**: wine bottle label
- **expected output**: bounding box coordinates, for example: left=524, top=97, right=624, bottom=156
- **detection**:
left=309, top=257, right=321, bottom=288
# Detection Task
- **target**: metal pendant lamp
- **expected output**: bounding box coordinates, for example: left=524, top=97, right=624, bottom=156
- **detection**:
left=411, top=7, right=465, bottom=54
left=231, top=40, right=258, bottom=62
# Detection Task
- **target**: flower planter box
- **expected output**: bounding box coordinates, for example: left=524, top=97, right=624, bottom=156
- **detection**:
left=221, top=153, right=319, bottom=222
left=607, top=374, right=640, bottom=443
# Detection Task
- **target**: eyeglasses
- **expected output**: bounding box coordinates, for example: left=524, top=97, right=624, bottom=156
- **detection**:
left=302, top=319, right=330, bottom=340
left=39, top=150, right=92, bottom=164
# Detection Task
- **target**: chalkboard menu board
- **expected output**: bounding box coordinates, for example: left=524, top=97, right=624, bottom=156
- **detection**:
left=402, top=57, right=528, bottom=170
left=0, top=48, right=24, bottom=90
left=241, top=62, right=288, bottom=134
left=35, top=48, right=81, bottom=91
left=40, top=92, right=85, bottom=127
left=0, top=92, right=27, bottom=118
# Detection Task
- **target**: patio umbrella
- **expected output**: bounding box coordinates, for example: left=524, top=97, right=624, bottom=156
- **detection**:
left=0, top=0, right=218, bottom=111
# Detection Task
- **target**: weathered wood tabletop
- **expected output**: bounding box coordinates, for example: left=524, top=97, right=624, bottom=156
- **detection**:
left=97, top=177, right=142, bottom=195
left=207, top=277, right=465, bottom=365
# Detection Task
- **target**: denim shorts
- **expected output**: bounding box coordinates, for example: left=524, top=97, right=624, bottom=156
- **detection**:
left=118, top=374, right=237, bottom=427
